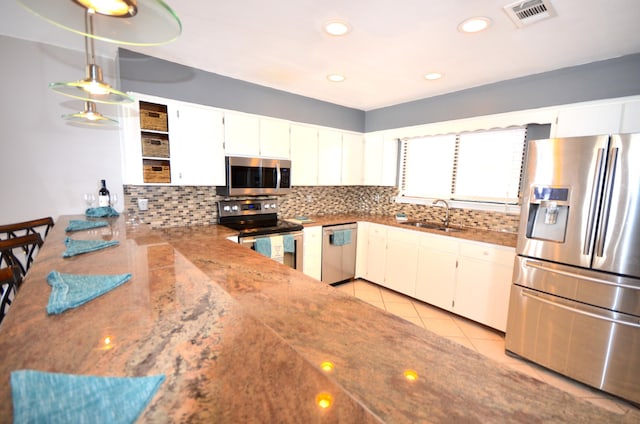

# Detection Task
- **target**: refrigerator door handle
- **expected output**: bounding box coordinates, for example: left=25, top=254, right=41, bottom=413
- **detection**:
left=525, top=260, right=640, bottom=291
left=582, top=148, right=607, bottom=256
left=521, top=288, right=640, bottom=329
left=595, top=147, right=619, bottom=258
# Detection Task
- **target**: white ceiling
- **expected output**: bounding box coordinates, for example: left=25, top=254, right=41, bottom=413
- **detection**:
left=2, top=0, right=640, bottom=111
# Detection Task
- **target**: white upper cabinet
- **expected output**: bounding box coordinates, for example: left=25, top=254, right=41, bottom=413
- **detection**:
left=224, top=112, right=291, bottom=158
left=363, top=132, right=398, bottom=186
left=554, top=101, right=624, bottom=137
left=341, top=132, right=364, bottom=185
left=223, top=112, right=260, bottom=156
left=621, top=99, right=640, bottom=134
left=317, top=129, right=343, bottom=185
left=259, top=118, right=291, bottom=158
left=170, top=102, right=225, bottom=186
left=290, top=124, right=319, bottom=186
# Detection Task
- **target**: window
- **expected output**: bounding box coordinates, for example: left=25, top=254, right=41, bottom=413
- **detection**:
left=399, top=127, right=526, bottom=205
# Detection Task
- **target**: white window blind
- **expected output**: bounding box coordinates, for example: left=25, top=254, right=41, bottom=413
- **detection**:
left=400, top=134, right=456, bottom=198
left=399, top=127, right=526, bottom=204
left=454, top=128, right=526, bottom=203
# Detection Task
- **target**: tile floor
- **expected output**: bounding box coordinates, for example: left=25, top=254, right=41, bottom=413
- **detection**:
left=334, top=279, right=639, bottom=415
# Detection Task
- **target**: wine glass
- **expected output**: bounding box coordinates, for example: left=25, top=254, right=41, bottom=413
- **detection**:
left=83, top=193, right=96, bottom=208
left=110, top=193, right=118, bottom=208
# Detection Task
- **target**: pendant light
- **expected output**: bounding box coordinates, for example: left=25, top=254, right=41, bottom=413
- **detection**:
left=17, top=0, right=181, bottom=46
left=49, top=10, right=133, bottom=104
left=62, top=101, right=119, bottom=127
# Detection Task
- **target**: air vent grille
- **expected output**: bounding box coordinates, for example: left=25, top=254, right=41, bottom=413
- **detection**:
left=503, top=0, right=557, bottom=28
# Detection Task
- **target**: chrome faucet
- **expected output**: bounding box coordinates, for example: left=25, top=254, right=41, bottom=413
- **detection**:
left=432, top=199, right=450, bottom=227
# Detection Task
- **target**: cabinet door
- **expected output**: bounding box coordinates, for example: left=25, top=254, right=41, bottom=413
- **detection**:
left=415, top=234, right=458, bottom=311
left=224, top=112, right=260, bottom=156
left=317, top=129, right=342, bottom=185
left=259, top=118, right=290, bottom=158
left=455, top=242, right=515, bottom=331
left=554, top=102, right=623, bottom=137
left=363, top=132, right=398, bottom=186
left=621, top=99, right=640, bottom=134
left=290, top=124, right=318, bottom=186
left=303, top=226, right=322, bottom=280
left=341, top=133, right=364, bottom=185
left=366, top=224, right=387, bottom=285
left=119, top=102, right=144, bottom=185
left=355, top=221, right=369, bottom=279
left=170, top=103, right=225, bottom=185
left=384, top=227, right=419, bottom=296
left=381, top=136, right=399, bottom=186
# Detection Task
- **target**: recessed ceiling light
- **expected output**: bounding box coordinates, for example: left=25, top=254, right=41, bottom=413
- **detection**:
left=424, top=72, right=443, bottom=80
left=458, top=17, right=492, bottom=33
left=327, top=74, right=345, bottom=82
left=324, top=20, right=351, bottom=36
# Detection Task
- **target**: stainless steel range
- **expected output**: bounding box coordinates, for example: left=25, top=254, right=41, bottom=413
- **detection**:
left=218, top=198, right=303, bottom=270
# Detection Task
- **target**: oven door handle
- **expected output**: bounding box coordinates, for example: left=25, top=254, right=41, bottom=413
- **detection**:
left=240, top=233, right=302, bottom=244
left=521, top=288, right=640, bottom=329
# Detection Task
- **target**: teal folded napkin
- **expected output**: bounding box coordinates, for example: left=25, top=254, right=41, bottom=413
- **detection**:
left=283, top=234, right=295, bottom=253
left=11, top=370, right=164, bottom=424
left=65, top=219, right=108, bottom=232
left=46, top=271, right=132, bottom=314
left=85, top=206, right=119, bottom=218
left=63, top=237, right=119, bottom=258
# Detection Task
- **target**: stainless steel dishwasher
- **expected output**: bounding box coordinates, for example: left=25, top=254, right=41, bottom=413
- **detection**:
left=322, top=223, right=357, bottom=285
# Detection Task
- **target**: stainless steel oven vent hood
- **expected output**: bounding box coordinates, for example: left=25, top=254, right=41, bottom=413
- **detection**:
left=503, top=0, right=557, bottom=28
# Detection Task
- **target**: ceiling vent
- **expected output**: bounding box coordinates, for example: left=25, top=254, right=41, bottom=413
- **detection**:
left=503, top=0, right=557, bottom=28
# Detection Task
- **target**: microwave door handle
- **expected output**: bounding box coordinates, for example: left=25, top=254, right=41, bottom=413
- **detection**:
left=595, top=147, right=619, bottom=257
left=583, top=148, right=606, bottom=256
left=276, top=162, right=281, bottom=192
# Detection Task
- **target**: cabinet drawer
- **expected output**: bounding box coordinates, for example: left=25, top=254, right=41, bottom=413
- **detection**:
left=143, top=159, right=171, bottom=183
left=141, top=133, right=170, bottom=158
left=459, top=242, right=514, bottom=266
left=387, top=227, right=419, bottom=244
left=419, top=233, right=459, bottom=254
left=368, top=224, right=387, bottom=238
left=140, top=107, right=168, bottom=132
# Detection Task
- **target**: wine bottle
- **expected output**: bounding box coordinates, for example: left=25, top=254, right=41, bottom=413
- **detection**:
left=98, top=179, right=110, bottom=207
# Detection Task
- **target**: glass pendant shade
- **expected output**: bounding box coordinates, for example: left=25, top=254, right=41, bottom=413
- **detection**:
left=63, top=101, right=119, bottom=127
left=49, top=64, right=134, bottom=104
left=17, top=0, right=181, bottom=45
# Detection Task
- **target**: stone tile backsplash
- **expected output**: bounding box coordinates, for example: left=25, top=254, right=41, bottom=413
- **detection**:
left=124, top=185, right=520, bottom=233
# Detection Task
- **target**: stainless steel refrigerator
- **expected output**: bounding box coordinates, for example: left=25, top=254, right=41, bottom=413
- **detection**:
left=505, top=133, right=640, bottom=405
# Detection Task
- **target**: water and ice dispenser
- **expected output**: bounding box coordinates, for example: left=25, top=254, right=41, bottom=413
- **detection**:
left=525, top=186, right=570, bottom=242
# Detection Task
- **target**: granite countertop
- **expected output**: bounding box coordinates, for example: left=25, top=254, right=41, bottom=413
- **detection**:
left=290, top=213, right=518, bottom=247
left=0, top=215, right=636, bottom=422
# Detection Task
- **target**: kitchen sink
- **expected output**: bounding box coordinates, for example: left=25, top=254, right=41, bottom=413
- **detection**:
left=400, top=221, right=464, bottom=232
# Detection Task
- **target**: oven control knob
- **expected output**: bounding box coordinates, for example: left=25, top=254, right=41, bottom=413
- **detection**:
left=231, top=205, right=239, bottom=212
left=223, top=206, right=231, bottom=212
left=264, top=204, right=270, bottom=209
left=270, top=203, right=277, bottom=209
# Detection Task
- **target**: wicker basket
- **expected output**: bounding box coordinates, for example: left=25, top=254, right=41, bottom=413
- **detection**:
left=143, top=160, right=171, bottom=183
left=141, top=134, right=170, bottom=158
left=140, top=109, right=168, bottom=132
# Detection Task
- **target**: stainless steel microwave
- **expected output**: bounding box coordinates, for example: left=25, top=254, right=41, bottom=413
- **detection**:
left=218, top=156, right=292, bottom=197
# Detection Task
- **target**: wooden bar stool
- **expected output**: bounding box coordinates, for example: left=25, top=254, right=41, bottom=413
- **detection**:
left=0, top=266, right=19, bottom=325
left=0, top=233, right=44, bottom=283
left=0, top=217, right=54, bottom=241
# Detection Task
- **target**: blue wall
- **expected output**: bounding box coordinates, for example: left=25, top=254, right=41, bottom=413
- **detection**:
left=118, top=49, right=365, bottom=132
left=119, top=49, right=640, bottom=133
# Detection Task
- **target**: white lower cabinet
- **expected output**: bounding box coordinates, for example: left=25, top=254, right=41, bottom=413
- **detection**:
left=455, top=242, right=514, bottom=332
left=384, top=227, right=419, bottom=297
left=415, top=234, right=458, bottom=312
left=360, top=222, right=515, bottom=331
left=303, top=226, right=322, bottom=280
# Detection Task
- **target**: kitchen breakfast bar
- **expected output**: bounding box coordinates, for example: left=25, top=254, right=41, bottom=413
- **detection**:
left=0, top=215, right=637, bottom=422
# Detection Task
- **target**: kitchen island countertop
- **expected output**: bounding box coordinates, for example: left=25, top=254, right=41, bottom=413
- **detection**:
left=0, top=215, right=636, bottom=422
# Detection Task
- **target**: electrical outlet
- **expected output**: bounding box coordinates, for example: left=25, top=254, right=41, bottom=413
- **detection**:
left=306, top=195, right=313, bottom=203
left=373, top=194, right=380, bottom=202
